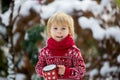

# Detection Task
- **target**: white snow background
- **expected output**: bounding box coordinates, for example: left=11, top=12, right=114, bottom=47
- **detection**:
left=0, top=0, right=120, bottom=80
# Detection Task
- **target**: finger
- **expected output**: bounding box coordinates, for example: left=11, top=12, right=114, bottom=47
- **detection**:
left=57, top=65, right=62, bottom=67
left=57, top=65, right=64, bottom=68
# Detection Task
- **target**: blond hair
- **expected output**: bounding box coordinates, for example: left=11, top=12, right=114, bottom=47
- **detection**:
left=47, top=12, right=74, bottom=38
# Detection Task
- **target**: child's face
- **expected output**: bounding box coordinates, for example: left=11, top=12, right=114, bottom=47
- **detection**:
left=50, top=23, right=69, bottom=42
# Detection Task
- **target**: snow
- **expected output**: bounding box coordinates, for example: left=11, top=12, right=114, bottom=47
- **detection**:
left=7, top=74, right=15, bottom=79
left=12, top=17, right=20, bottom=33
left=78, top=17, right=120, bottom=43
left=40, top=0, right=99, bottom=19
left=89, top=68, right=98, bottom=79
left=117, top=54, right=120, bottom=63
left=78, top=17, right=105, bottom=40
left=101, top=9, right=116, bottom=23
left=103, top=54, right=108, bottom=59
left=100, top=0, right=110, bottom=7
left=1, top=46, right=9, bottom=56
left=0, top=74, right=26, bottom=80
left=40, top=5, right=55, bottom=19
left=13, top=0, right=23, bottom=19
left=100, top=62, right=110, bottom=76
left=15, top=73, right=26, bottom=80
left=110, top=66, right=118, bottom=73
left=24, top=32, right=29, bottom=40
left=105, top=27, right=120, bottom=43
left=0, top=77, right=6, bottom=80
left=0, top=0, right=120, bottom=80
left=18, top=57, right=26, bottom=69
left=40, top=0, right=111, bottom=18
left=6, top=73, right=26, bottom=80
left=19, top=0, right=41, bottom=17
left=7, top=54, right=13, bottom=60
left=0, top=25, right=6, bottom=35
left=1, top=0, right=120, bottom=45
left=100, top=62, right=119, bottom=77
left=0, top=9, right=11, bottom=26
left=86, top=62, right=91, bottom=68
left=13, top=32, right=20, bottom=46
left=8, top=70, right=15, bottom=74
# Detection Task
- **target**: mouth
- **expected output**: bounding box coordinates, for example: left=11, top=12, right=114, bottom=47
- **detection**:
left=56, top=36, right=63, bottom=38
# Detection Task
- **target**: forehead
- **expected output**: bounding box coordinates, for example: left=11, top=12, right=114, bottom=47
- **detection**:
left=51, top=22, right=68, bottom=27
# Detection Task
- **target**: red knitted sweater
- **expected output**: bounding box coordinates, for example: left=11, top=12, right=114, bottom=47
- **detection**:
left=35, top=35, right=86, bottom=80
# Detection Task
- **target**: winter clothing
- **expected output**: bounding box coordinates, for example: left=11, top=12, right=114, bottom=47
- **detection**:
left=35, top=35, right=86, bottom=80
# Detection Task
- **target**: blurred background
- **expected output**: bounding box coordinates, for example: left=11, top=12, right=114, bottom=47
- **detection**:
left=0, top=0, right=120, bottom=80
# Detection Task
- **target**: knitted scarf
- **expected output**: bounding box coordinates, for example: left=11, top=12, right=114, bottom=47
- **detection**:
left=47, top=35, right=75, bottom=56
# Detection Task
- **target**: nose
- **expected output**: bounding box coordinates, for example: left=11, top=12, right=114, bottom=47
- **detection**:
left=57, top=29, right=62, bottom=34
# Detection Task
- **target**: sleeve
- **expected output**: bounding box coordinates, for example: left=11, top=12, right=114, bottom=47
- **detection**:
left=63, top=49, right=86, bottom=79
left=35, top=49, right=46, bottom=77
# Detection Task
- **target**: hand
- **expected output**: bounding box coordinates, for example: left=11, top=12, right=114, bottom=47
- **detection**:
left=57, top=65, right=65, bottom=76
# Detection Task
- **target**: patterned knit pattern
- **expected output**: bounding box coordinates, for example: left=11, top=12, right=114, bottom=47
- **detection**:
left=35, top=45, right=86, bottom=80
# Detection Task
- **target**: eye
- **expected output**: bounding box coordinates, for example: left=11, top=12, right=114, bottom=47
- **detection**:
left=61, top=27, right=66, bottom=30
left=53, top=27, right=58, bottom=30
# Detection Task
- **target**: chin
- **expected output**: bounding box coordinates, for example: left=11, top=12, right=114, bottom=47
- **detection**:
left=56, top=39, right=62, bottom=42
left=56, top=40, right=61, bottom=42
